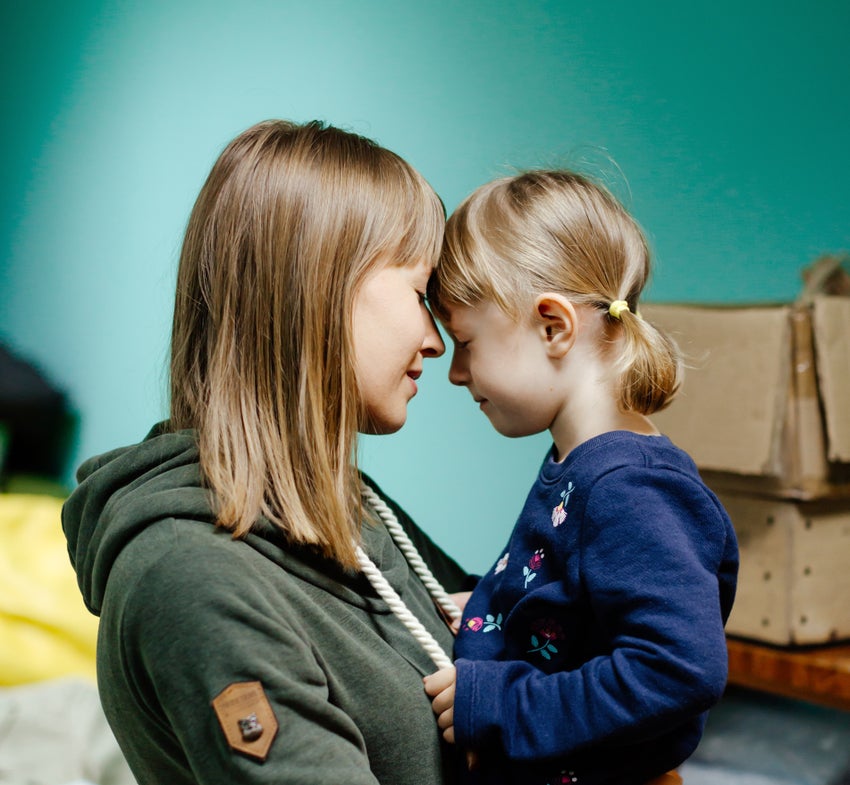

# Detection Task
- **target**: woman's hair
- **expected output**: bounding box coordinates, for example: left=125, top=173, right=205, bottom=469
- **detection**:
left=429, top=169, right=682, bottom=414
left=170, top=119, right=444, bottom=567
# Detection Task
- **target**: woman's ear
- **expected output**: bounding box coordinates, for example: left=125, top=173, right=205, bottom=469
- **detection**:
left=534, top=294, right=577, bottom=359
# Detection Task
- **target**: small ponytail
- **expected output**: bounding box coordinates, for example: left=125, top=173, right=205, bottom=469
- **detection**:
left=613, top=309, right=683, bottom=415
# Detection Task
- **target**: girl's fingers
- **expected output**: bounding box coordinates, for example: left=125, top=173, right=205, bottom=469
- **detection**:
left=429, top=683, right=455, bottom=714
left=423, top=666, right=456, bottom=696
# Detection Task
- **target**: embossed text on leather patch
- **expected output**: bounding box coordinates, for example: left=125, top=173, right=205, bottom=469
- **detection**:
left=212, top=681, right=278, bottom=761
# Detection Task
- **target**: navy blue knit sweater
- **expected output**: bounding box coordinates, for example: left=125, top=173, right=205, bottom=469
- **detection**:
left=453, top=431, right=738, bottom=785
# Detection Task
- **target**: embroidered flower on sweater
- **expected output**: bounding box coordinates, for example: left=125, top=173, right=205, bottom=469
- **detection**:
left=462, top=613, right=503, bottom=633
left=530, top=617, right=563, bottom=641
left=482, top=613, right=503, bottom=632
left=494, top=552, right=509, bottom=573
left=523, top=548, right=544, bottom=588
left=527, top=617, right=563, bottom=660
left=551, top=482, right=575, bottom=527
left=548, top=771, right=578, bottom=784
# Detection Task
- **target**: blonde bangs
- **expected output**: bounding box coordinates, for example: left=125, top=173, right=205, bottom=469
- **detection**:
left=359, top=157, right=445, bottom=272
left=432, top=178, right=532, bottom=321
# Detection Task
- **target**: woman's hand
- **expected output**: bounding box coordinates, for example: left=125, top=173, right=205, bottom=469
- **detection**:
left=423, top=666, right=457, bottom=743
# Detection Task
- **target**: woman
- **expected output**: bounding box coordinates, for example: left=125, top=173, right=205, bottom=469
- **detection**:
left=63, top=119, right=466, bottom=785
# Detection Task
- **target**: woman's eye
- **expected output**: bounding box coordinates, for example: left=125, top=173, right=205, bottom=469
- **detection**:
left=455, top=339, right=470, bottom=350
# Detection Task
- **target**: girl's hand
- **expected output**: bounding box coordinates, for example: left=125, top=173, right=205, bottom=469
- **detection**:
left=423, top=666, right=457, bottom=743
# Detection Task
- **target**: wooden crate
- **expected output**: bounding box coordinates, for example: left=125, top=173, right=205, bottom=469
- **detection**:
left=718, top=492, right=850, bottom=645
left=644, top=297, right=850, bottom=500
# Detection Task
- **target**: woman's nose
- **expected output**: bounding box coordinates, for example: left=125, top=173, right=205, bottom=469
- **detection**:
left=421, top=310, right=445, bottom=358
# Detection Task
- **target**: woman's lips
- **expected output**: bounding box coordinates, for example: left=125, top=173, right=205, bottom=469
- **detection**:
left=407, top=369, right=421, bottom=395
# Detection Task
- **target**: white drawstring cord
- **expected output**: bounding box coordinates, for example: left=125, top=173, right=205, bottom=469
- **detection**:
left=356, top=482, right=462, bottom=670
left=360, top=483, right=462, bottom=622
left=355, top=545, right=453, bottom=670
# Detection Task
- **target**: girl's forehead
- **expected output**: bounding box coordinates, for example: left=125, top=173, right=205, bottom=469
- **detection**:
left=442, top=301, right=491, bottom=333
left=445, top=298, right=535, bottom=336
left=441, top=302, right=470, bottom=328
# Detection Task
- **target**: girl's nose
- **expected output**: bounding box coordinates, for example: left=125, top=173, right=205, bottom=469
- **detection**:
left=448, top=349, right=469, bottom=386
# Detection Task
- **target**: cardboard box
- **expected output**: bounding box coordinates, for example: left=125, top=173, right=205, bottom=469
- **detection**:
left=716, top=492, right=850, bottom=645
left=643, top=296, right=850, bottom=500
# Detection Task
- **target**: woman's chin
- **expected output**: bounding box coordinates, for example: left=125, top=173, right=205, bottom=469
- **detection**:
left=358, top=412, right=407, bottom=436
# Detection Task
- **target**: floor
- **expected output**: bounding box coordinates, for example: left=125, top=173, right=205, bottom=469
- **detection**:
left=680, top=686, right=850, bottom=785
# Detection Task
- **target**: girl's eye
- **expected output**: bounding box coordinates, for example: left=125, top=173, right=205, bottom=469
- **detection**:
left=455, top=339, right=470, bottom=350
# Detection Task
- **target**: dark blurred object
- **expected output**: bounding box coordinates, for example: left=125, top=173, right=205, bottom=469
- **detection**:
left=801, top=254, right=850, bottom=300
left=0, top=342, right=77, bottom=483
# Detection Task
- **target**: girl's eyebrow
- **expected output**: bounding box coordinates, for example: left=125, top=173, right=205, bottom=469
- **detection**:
left=444, top=323, right=469, bottom=343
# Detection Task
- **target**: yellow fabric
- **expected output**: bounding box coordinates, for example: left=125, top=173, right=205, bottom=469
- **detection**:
left=0, top=494, right=98, bottom=685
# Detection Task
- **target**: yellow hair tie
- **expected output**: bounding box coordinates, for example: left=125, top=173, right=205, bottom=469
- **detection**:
left=608, top=300, right=630, bottom=319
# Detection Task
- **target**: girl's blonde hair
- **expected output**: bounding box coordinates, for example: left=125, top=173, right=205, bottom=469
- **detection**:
left=430, top=170, right=682, bottom=414
left=170, top=119, right=444, bottom=568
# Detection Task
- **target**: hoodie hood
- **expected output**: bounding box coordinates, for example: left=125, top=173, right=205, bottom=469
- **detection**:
left=63, top=425, right=210, bottom=615
left=63, top=424, right=421, bottom=619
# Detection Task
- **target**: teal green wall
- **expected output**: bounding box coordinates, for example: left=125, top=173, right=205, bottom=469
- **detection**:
left=2, top=1, right=848, bottom=572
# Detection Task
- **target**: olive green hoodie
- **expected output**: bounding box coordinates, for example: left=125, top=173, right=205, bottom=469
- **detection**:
left=63, top=425, right=466, bottom=785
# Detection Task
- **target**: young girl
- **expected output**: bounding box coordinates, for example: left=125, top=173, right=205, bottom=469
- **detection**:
left=424, top=170, right=739, bottom=785
left=62, top=120, right=468, bottom=785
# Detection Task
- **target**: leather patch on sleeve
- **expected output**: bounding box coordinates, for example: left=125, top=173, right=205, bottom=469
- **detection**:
left=212, top=681, right=279, bottom=761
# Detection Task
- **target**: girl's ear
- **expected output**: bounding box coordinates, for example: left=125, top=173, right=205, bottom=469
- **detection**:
left=534, top=293, right=577, bottom=359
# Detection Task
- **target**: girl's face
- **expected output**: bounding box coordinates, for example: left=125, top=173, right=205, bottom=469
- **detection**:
left=442, top=301, right=562, bottom=439
left=352, top=257, right=445, bottom=434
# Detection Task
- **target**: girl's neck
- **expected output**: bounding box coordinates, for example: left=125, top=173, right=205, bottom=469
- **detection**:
left=549, top=350, right=658, bottom=463
left=551, top=409, right=659, bottom=462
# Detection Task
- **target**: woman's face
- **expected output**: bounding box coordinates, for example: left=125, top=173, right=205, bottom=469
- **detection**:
left=352, top=257, right=445, bottom=434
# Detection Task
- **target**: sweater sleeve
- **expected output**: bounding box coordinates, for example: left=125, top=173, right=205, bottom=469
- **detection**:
left=453, top=466, right=732, bottom=761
